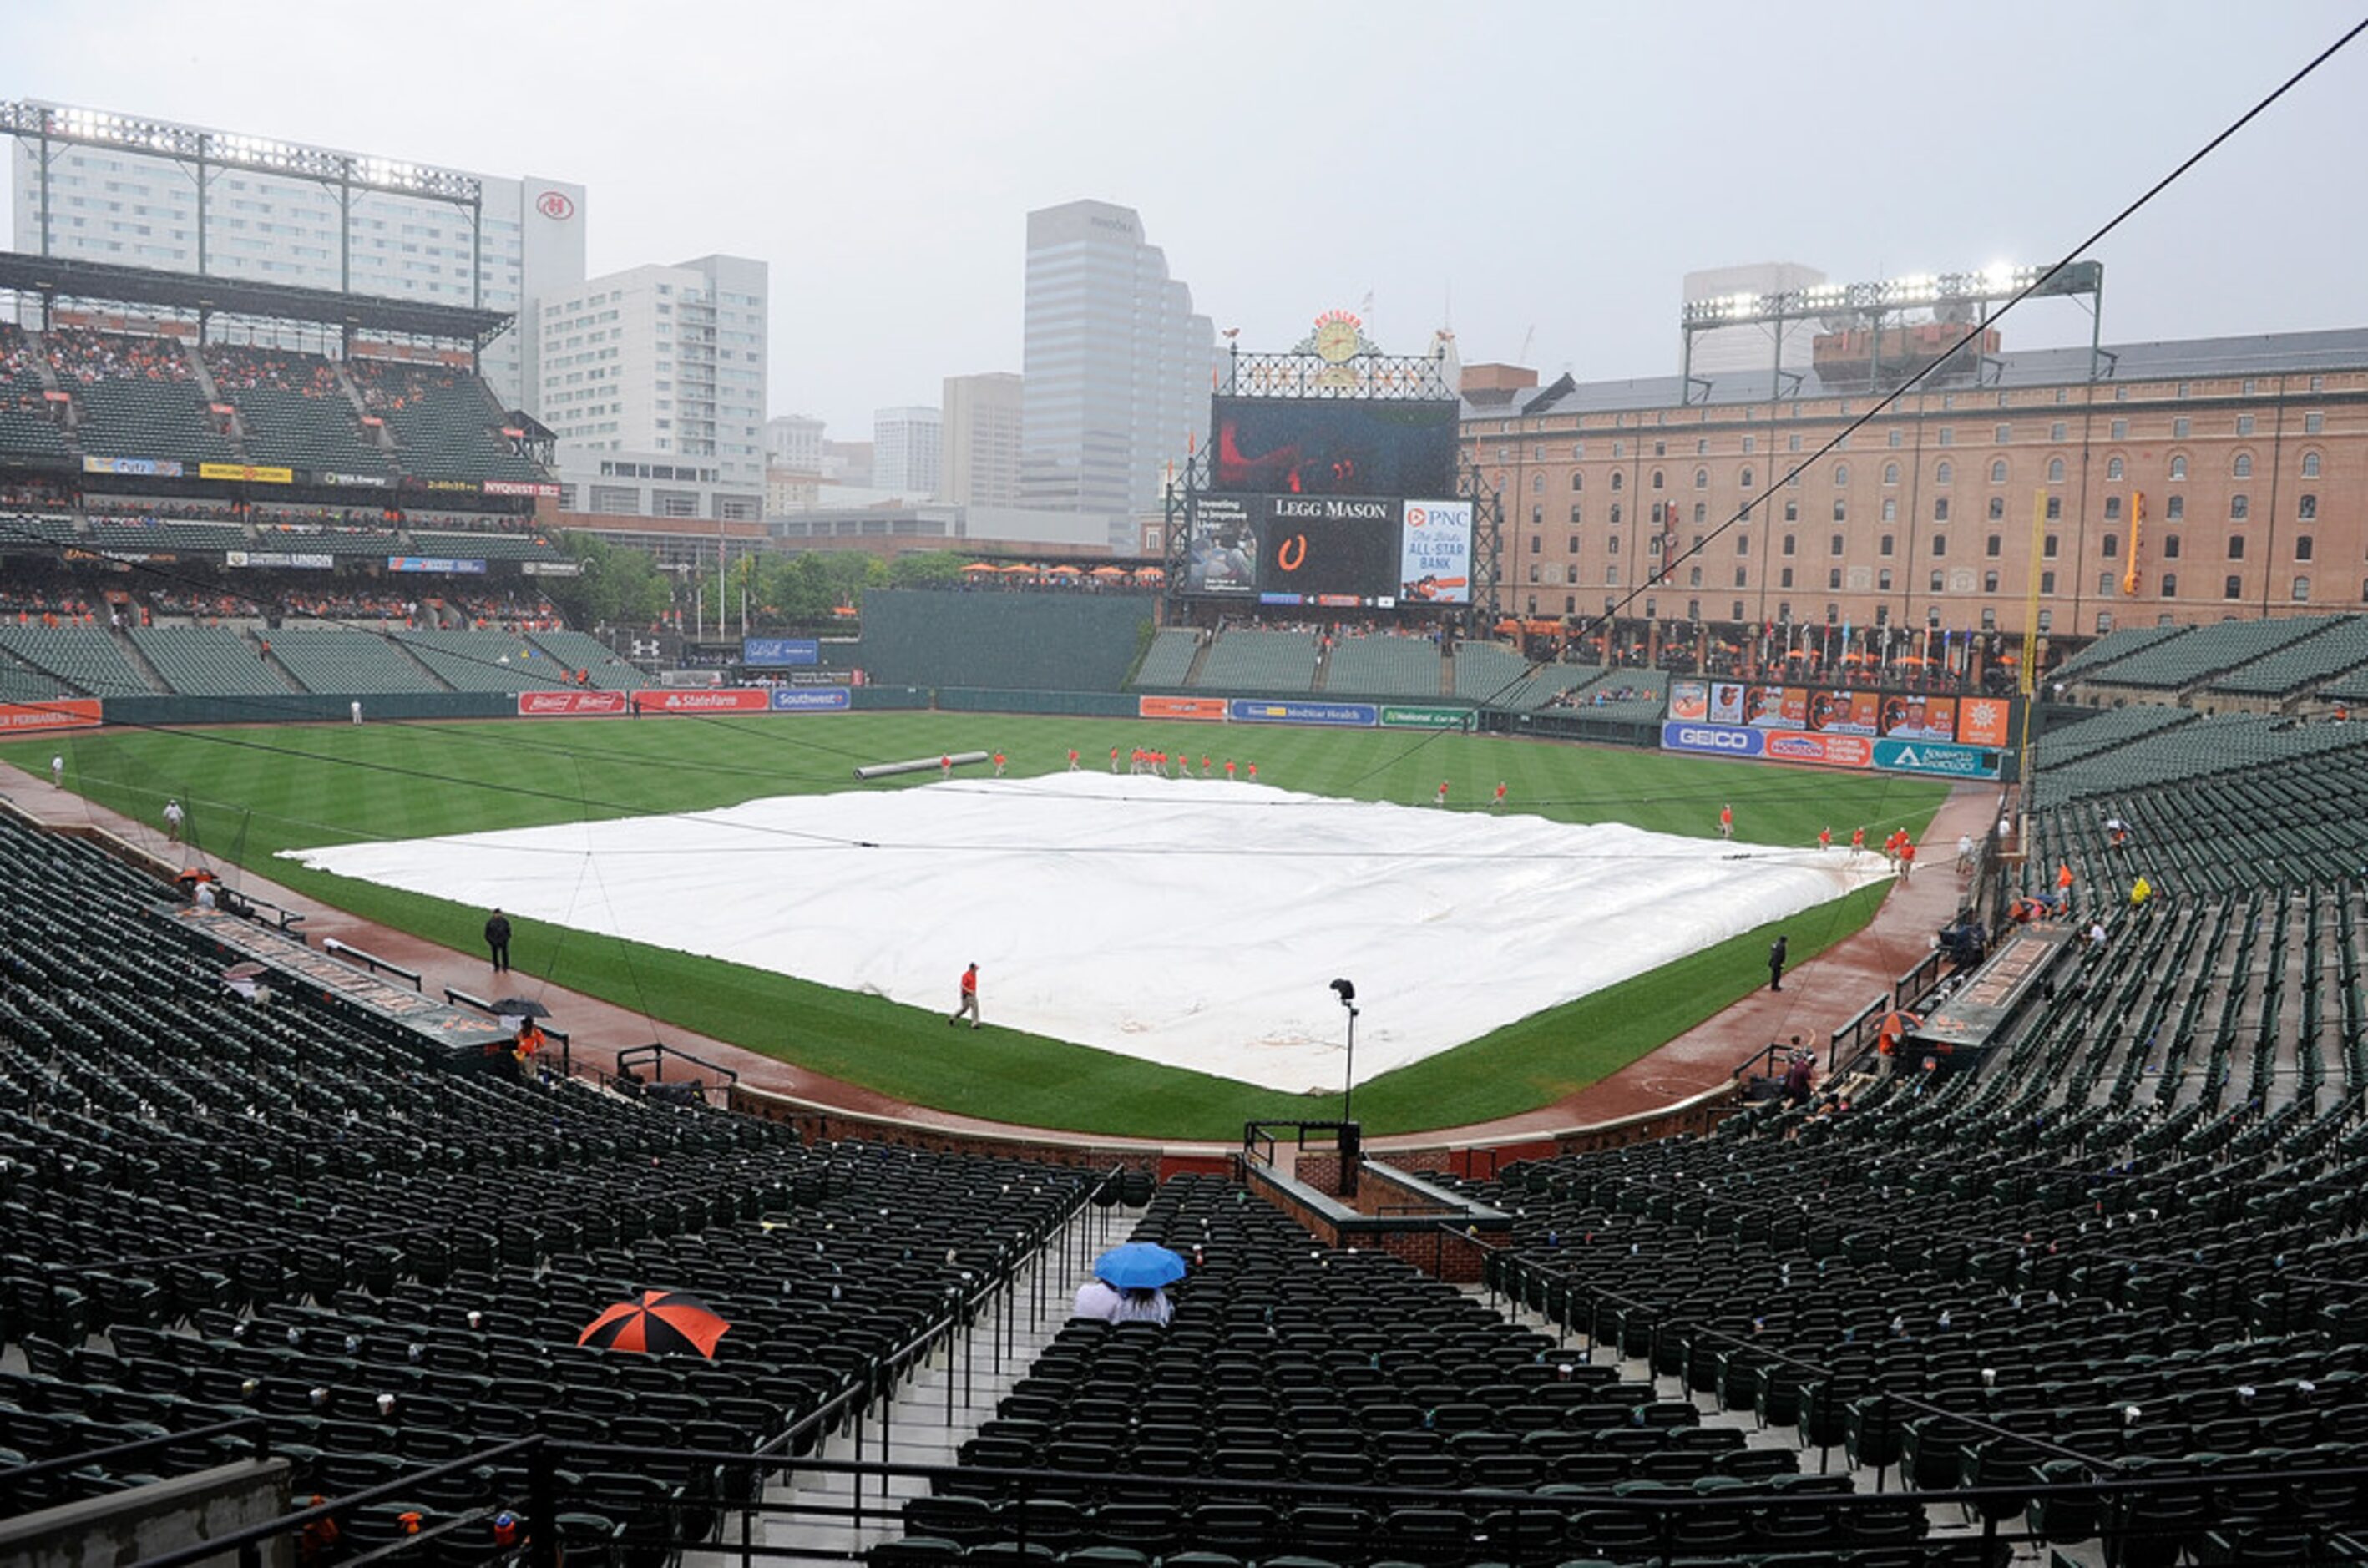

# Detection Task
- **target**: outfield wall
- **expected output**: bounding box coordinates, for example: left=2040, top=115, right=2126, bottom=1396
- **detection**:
left=855, top=589, right=1156, bottom=691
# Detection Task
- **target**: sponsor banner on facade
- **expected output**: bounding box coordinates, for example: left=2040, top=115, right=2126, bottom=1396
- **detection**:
left=83, top=456, right=183, bottom=477
left=768, top=687, right=850, bottom=711
left=387, top=556, right=488, bottom=574
left=1138, top=695, right=1229, bottom=721
left=1398, top=499, right=1472, bottom=604
left=1872, top=739, right=2002, bottom=779
left=320, top=471, right=392, bottom=489
left=631, top=688, right=770, bottom=715
left=1660, top=721, right=1765, bottom=758
left=422, top=478, right=482, bottom=494
left=1668, top=680, right=1709, bottom=722
left=225, top=549, right=334, bottom=569
left=518, top=559, right=581, bottom=576
left=198, top=462, right=294, bottom=485
left=1956, top=695, right=2012, bottom=749
left=1228, top=698, right=1379, bottom=728
left=742, top=636, right=820, bottom=668
left=482, top=479, right=561, bottom=498
left=0, top=698, right=102, bottom=733
left=1380, top=704, right=1472, bottom=730
left=516, top=690, right=630, bottom=718
left=1763, top=731, right=1874, bottom=768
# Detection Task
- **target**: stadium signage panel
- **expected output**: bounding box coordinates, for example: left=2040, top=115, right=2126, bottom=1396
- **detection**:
left=1184, top=486, right=1474, bottom=608
left=742, top=637, right=820, bottom=668
left=516, top=690, right=629, bottom=717
left=1381, top=705, right=1472, bottom=730
left=198, top=463, right=294, bottom=485
left=1763, top=731, right=1874, bottom=768
left=1399, top=500, right=1472, bottom=604
left=422, top=479, right=481, bottom=493
left=1660, top=721, right=1765, bottom=757
left=631, top=689, right=770, bottom=715
left=0, top=698, right=101, bottom=733
left=1228, top=698, right=1379, bottom=728
left=1138, top=695, right=1228, bottom=721
left=321, top=471, right=392, bottom=489
left=768, top=687, right=851, bottom=711
left=225, top=550, right=333, bottom=569
left=482, top=480, right=561, bottom=498
left=1956, top=697, right=2011, bottom=748
left=387, top=557, right=488, bottom=574
left=519, top=560, right=581, bottom=577
left=1872, top=739, right=2001, bottom=779
left=83, top=456, right=183, bottom=477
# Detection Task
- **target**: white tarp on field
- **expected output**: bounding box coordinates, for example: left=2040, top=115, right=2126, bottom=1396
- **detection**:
left=280, top=774, right=1889, bottom=1092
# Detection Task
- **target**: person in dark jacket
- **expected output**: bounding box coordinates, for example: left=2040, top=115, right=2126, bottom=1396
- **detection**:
left=484, top=909, right=512, bottom=973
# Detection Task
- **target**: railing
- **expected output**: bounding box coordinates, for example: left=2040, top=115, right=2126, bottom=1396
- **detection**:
left=320, top=934, right=420, bottom=991
left=608, top=1039, right=741, bottom=1104
left=1893, top=946, right=1946, bottom=1009
left=1828, top=993, right=1889, bottom=1075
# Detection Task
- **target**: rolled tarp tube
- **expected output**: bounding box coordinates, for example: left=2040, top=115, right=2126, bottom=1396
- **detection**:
left=854, top=751, right=993, bottom=781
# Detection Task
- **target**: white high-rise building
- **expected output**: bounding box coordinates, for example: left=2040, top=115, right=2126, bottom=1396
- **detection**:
left=872, top=405, right=943, bottom=499
left=1020, top=200, right=1213, bottom=550
left=538, top=254, right=769, bottom=520
left=1682, top=262, right=1828, bottom=382
left=4, top=99, right=584, bottom=410
left=940, top=372, right=1022, bottom=509
left=765, top=413, right=826, bottom=471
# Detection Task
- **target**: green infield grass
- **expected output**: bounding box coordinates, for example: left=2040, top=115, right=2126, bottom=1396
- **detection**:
left=8, top=713, right=1943, bottom=1139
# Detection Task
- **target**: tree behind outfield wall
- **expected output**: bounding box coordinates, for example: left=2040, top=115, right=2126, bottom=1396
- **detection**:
left=547, top=534, right=673, bottom=628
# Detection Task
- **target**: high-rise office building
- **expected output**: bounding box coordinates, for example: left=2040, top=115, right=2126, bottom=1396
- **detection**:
left=4, top=99, right=584, bottom=410
left=537, top=254, right=768, bottom=519
left=1020, top=200, right=1213, bottom=549
left=941, top=372, right=1023, bottom=509
left=872, top=405, right=943, bottom=499
left=765, top=413, right=826, bottom=472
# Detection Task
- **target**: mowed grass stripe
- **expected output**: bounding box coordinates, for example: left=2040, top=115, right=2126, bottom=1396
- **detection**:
left=8, top=714, right=1942, bottom=1139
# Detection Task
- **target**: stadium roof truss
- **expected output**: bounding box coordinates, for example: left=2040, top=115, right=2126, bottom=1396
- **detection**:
left=2, top=100, right=501, bottom=342
left=0, top=251, right=513, bottom=350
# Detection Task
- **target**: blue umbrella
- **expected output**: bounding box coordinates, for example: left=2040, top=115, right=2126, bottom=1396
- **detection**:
left=1094, top=1242, right=1187, bottom=1290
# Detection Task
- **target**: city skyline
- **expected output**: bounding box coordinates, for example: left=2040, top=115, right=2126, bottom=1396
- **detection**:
left=4, top=1, right=2364, bottom=438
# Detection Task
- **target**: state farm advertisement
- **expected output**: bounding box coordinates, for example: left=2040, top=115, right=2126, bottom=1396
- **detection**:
left=630, top=689, right=770, bottom=715
left=516, top=690, right=630, bottom=717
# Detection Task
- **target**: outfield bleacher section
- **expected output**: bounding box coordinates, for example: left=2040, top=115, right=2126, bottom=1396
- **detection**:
left=129, top=625, right=289, bottom=698
left=73, top=377, right=237, bottom=469
left=528, top=630, right=650, bottom=690
left=396, top=629, right=557, bottom=693
left=1129, top=627, right=1202, bottom=688
left=85, top=518, right=250, bottom=555
left=0, top=326, right=69, bottom=461
left=1323, top=633, right=1442, bottom=698
left=2205, top=615, right=2368, bottom=701
left=2029, top=710, right=2368, bottom=808
left=0, top=625, right=153, bottom=696
left=2047, top=621, right=2192, bottom=684
left=250, top=524, right=406, bottom=559
left=266, top=625, right=443, bottom=695
left=2081, top=615, right=2333, bottom=692
left=1450, top=641, right=1528, bottom=701
left=0, top=512, right=82, bottom=549
left=2031, top=702, right=2200, bottom=771
left=1197, top=628, right=1318, bottom=693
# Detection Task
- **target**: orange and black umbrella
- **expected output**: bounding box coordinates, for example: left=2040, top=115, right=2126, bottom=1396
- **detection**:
left=579, top=1290, right=731, bottom=1357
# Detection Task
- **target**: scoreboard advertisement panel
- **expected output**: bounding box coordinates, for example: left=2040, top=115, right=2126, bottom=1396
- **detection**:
left=1183, top=494, right=1472, bottom=607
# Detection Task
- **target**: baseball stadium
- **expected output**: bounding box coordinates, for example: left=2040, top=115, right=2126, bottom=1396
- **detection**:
left=8, top=56, right=2368, bottom=1568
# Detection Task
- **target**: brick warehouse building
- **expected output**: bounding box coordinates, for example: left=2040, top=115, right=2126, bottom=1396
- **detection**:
left=1462, top=326, right=2368, bottom=665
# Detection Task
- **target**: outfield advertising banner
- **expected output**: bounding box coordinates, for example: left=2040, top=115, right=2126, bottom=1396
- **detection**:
left=387, top=556, right=488, bottom=574
left=1660, top=721, right=1766, bottom=758
left=0, top=698, right=102, bottom=733
left=1873, top=739, right=2003, bottom=779
left=517, top=690, right=630, bottom=717
left=1398, top=500, right=1472, bottom=604
left=768, top=687, right=850, bottom=711
left=1229, top=698, right=1379, bottom=727
left=482, top=480, right=561, bottom=498
left=1956, top=696, right=2012, bottom=748
left=199, top=462, right=294, bottom=485
left=226, top=550, right=334, bottom=569
left=1381, top=705, right=1472, bottom=730
left=1140, top=695, right=1229, bottom=721
left=321, top=471, right=392, bottom=489
left=743, top=637, right=820, bottom=668
left=1763, top=731, right=1874, bottom=769
left=83, top=456, right=183, bottom=478
left=631, top=688, right=769, bottom=715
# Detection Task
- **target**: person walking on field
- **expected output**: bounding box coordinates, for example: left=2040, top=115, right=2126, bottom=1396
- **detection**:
left=1067, top=748, right=1080, bottom=771
left=163, top=798, right=185, bottom=843
left=1718, top=802, right=1734, bottom=840
left=1818, top=826, right=1833, bottom=852
left=49, top=754, right=62, bottom=788
left=993, top=751, right=1007, bottom=778
left=948, top=962, right=981, bottom=1029
left=1768, top=933, right=1789, bottom=993
left=1494, top=781, right=1508, bottom=810
left=484, top=908, right=512, bottom=973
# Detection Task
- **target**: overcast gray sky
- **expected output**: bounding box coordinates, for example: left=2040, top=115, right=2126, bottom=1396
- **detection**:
left=7, top=1, right=2365, bottom=436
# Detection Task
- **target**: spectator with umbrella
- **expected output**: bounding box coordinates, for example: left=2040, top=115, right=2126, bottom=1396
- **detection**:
left=1075, top=1241, right=1183, bottom=1325
left=579, top=1289, right=731, bottom=1357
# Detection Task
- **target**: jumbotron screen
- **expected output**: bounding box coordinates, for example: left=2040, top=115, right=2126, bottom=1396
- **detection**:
left=1210, top=397, right=1461, bottom=498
